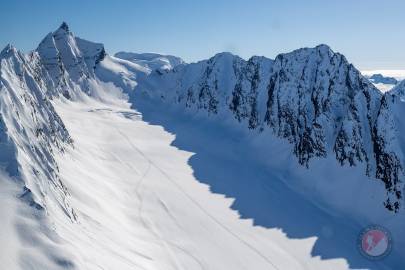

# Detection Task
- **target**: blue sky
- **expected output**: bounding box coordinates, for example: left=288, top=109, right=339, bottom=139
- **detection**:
left=1, top=0, right=404, bottom=69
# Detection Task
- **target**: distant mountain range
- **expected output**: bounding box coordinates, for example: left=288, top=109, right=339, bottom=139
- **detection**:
left=368, top=74, right=398, bottom=85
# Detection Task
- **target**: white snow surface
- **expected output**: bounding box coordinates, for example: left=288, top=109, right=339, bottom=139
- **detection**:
left=114, top=52, right=185, bottom=72
left=0, top=23, right=404, bottom=270
left=46, top=88, right=401, bottom=270
left=48, top=94, right=344, bottom=270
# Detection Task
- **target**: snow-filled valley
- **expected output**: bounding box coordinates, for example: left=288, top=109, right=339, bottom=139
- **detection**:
left=49, top=95, right=347, bottom=270
left=1, top=22, right=405, bottom=270
left=47, top=92, right=401, bottom=270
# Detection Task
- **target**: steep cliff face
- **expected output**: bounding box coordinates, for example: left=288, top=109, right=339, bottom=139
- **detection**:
left=136, top=52, right=274, bottom=127
left=229, top=55, right=274, bottom=129
left=0, top=24, right=119, bottom=269
left=372, top=83, right=405, bottom=211
left=0, top=22, right=120, bottom=218
left=263, top=45, right=404, bottom=211
left=0, top=43, right=73, bottom=217
left=373, top=95, right=403, bottom=211
left=36, top=22, right=105, bottom=98
left=0, top=105, right=18, bottom=177
left=134, top=45, right=405, bottom=211
left=264, top=45, right=380, bottom=170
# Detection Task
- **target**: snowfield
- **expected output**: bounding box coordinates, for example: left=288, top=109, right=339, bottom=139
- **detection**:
left=50, top=93, right=348, bottom=270
left=1, top=23, right=405, bottom=270
left=44, top=86, right=402, bottom=269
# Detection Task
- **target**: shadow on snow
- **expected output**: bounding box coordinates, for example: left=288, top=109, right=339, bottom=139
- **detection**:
left=131, top=95, right=400, bottom=270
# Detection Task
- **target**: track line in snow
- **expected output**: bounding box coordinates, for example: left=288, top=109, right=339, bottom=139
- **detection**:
left=115, top=127, right=281, bottom=270
left=129, top=145, right=205, bottom=270
left=122, top=133, right=184, bottom=270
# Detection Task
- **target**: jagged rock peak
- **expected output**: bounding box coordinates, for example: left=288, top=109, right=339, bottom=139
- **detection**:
left=35, top=22, right=106, bottom=95
left=58, top=21, right=70, bottom=32
left=276, top=44, right=340, bottom=63
left=0, top=43, right=18, bottom=58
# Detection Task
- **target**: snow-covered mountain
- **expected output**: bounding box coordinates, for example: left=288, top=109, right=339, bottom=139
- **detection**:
left=369, top=74, right=398, bottom=85
left=35, top=22, right=106, bottom=98
left=133, top=44, right=403, bottom=212
left=0, top=23, right=404, bottom=269
left=115, top=51, right=185, bottom=72
left=0, top=42, right=73, bottom=214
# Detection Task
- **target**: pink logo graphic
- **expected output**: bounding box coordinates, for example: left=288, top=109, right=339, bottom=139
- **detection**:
left=358, top=226, right=392, bottom=260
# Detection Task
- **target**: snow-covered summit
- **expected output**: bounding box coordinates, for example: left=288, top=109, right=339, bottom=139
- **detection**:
left=58, top=21, right=70, bottom=32
left=36, top=22, right=105, bottom=97
left=133, top=43, right=404, bottom=212
left=0, top=34, right=73, bottom=217
left=114, top=51, right=185, bottom=71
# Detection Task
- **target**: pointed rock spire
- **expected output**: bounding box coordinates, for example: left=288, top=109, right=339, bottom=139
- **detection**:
left=0, top=43, right=18, bottom=58
left=59, top=21, right=70, bottom=32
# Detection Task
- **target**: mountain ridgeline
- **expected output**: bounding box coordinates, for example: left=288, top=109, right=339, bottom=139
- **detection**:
left=0, top=23, right=404, bottom=213
left=135, top=45, right=404, bottom=212
left=0, top=43, right=74, bottom=218
left=0, top=22, right=105, bottom=220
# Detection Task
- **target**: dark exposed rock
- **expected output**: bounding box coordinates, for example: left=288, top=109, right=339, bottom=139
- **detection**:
left=369, top=73, right=398, bottom=85
left=139, top=44, right=404, bottom=212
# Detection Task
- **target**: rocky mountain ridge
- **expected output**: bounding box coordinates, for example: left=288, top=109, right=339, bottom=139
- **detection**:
left=131, top=44, right=403, bottom=211
left=0, top=22, right=403, bottom=214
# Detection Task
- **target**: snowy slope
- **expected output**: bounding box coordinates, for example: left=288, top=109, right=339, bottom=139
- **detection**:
left=48, top=97, right=345, bottom=270
left=0, top=43, right=75, bottom=269
left=134, top=44, right=403, bottom=212
left=0, top=22, right=404, bottom=270
left=36, top=22, right=106, bottom=98
left=49, top=93, right=404, bottom=270
left=0, top=43, right=73, bottom=212
left=115, top=51, right=185, bottom=72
